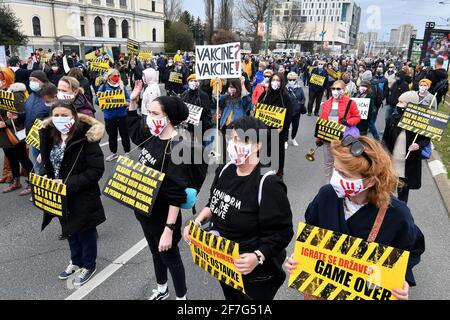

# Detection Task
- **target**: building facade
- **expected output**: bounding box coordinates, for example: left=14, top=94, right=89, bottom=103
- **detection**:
left=3, top=0, right=165, bottom=58
left=390, top=24, right=417, bottom=48
left=271, top=0, right=361, bottom=51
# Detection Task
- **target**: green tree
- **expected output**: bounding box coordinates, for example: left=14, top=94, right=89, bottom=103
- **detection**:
left=165, top=22, right=194, bottom=53
left=0, top=2, right=28, bottom=45
left=193, top=17, right=205, bottom=45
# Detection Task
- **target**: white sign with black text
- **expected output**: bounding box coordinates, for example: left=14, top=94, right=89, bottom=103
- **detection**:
left=195, top=42, right=242, bottom=80
left=352, top=98, right=371, bottom=120
left=185, top=103, right=203, bottom=126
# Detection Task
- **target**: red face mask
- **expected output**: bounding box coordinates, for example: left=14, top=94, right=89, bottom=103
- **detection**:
left=110, top=75, right=120, bottom=83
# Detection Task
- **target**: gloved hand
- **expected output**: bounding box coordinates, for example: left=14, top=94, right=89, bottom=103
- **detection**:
left=315, top=140, right=324, bottom=147
left=340, top=118, right=349, bottom=126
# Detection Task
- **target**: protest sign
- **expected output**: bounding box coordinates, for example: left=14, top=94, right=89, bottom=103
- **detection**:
left=289, top=223, right=409, bottom=300
left=168, top=72, right=183, bottom=84
left=26, top=119, right=43, bottom=150
left=188, top=221, right=245, bottom=294
left=89, top=59, right=110, bottom=73
left=185, top=104, right=203, bottom=126
left=398, top=103, right=449, bottom=141
left=97, top=90, right=127, bottom=110
left=195, top=42, right=242, bottom=80
left=127, top=38, right=140, bottom=55
left=309, top=74, right=326, bottom=87
left=30, top=173, right=67, bottom=217
left=352, top=98, right=371, bottom=120
left=254, top=103, right=286, bottom=128
left=0, top=90, right=16, bottom=112
left=103, top=156, right=165, bottom=215
left=315, top=118, right=346, bottom=142
left=138, top=51, right=153, bottom=61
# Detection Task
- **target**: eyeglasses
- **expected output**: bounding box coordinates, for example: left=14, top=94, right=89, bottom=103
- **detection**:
left=341, top=136, right=372, bottom=165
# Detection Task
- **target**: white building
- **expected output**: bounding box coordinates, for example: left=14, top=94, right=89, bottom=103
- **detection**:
left=390, top=24, right=417, bottom=48
left=271, top=0, right=361, bottom=51
left=3, top=0, right=165, bottom=58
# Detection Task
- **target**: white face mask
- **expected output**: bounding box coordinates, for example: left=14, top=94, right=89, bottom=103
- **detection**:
left=330, top=169, right=368, bottom=198
left=57, top=92, right=75, bottom=101
left=419, top=85, right=428, bottom=94
left=227, top=140, right=252, bottom=166
left=146, top=115, right=169, bottom=136
left=264, top=77, right=270, bottom=84
left=188, top=81, right=199, bottom=91
left=271, top=81, right=281, bottom=90
left=359, top=86, right=367, bottom=94
left=332, top=89, right=343, bottom=100
left=52, top=116, right=75, bottom=135
left=288, top=80, right=296, bottom=86
left=228, top=87, right=237, bottom=96
left=51, top=66, right=59, bottom=71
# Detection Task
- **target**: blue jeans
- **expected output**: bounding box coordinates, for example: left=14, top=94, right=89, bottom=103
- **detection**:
left=30, top=146, right=42, bottom=174
left=68, top=228, right=98, bottom=270
left=368, top=107, right=380, bottom=140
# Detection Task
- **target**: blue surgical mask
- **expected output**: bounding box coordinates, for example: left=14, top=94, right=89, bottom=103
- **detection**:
left=30, top=81, right=41, bottom=92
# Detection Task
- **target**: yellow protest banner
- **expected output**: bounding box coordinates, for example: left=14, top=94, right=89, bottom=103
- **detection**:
left=26, top=119, right=43, bottom=150
left=325, top=67, right=342, bottom=80
left=315, top=118, right=346, bottom=142
left=138, top=51, right=153, bottom=61
left=289, top=223, right=409, bottom=300
left=127, top=38, right=140, bottom=55
left=254, top=103, right=286, bottom=128
left=30, top=173, right=67, bottom=217
left=169, top=72, right=183, bottom=84
left=97, top=90, right=127, bottom=110
left=89, top=59, right=110, bottom=73
left=0, top=90, right=16, bottom=112
left=188, top=221, right=246, bottom=294
left=103, top=156, right=165, bottom=215
left=309, top=74, right=326, bottom=87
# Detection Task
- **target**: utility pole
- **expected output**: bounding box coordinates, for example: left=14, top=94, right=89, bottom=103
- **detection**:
left=320, top=7, right=326, bottom=53
left=265, top=0, right=272, bottom=55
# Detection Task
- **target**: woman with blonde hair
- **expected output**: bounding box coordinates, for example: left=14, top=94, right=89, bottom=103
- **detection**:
left=285, top=136, right=425, bottom=300
left=57, top=76, right=95, bottom=117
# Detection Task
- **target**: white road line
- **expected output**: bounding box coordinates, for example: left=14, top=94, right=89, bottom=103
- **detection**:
left=100, top=138, right=122, bottom=147
left=429, top=159, right=447, bottom=177
left=65, top=238, right=148, bottom=300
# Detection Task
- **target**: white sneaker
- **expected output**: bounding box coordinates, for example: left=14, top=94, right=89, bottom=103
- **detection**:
left=105, top=154, right=119, bottom=162
left=291, top=139, right=299, bottom=147
left=59, top=261, right=80, bottom=280
left=285, top=142, right=289, bottom=150
left=148, top=288, right=170, bottom=300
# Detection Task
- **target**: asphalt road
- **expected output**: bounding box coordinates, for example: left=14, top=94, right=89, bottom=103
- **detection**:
left=0, top=84, right=449, bottom=300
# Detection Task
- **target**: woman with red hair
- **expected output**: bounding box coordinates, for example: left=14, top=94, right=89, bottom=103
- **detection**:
left=0, top=67, right=16, bottom=183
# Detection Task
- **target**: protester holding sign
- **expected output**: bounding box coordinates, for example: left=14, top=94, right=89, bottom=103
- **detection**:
left=128, top=81, right=190, bottom=300
left=383, top=92, right=430, bottom=204
left=417, top=79, right=437, bottom=110
left=39, top=101, right=105, bottom=286
left=184, top=116, right=293, bottom=300
left=285, top=136, right=425, bottom=300
left=307, top=60, right=329, bottom=116
left=354, top=80, right=378, bottom=139
left=96, top=69, right=131, bottom=162
left=317, top=80, right=361, bottom=182
left=164, top=60, right=187, bottom=96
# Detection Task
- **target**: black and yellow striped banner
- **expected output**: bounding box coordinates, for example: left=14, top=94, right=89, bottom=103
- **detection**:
left=309, top=73, right=326, bottom=87
left=29, top=173, right=67, bottom=217
left=0, top=90, right=16, bottom=112
left=89, top=59, right=110, bottom=73
left=168, top=72, right=183, bottom=84
left=103, top=156, right=165, bottom=215
left=288, top=223, right=409, bottom=300
left=26, top=119, right=43, bottom=150
left=97, top=90, right=127, bottom=110
left=315, top=118, right=346, bottom=142
left=127, top=38, right=140, bottom=55
left=254, top=103, right=286, bottom=128
left=188, top=221, right=245, bottom=294
left=397, top=103, right=449, bottom=141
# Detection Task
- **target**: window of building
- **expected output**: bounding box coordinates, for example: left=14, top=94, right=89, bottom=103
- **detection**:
left=120, top=0, right=127, bottom=8
left=106, top=0, right=114, bottom=6
left=94, top=17, right=103, bottom=37
left=152, top=28, right=156, bottom=42
left=109, top=19, right=116, bottom=38
left=80, top=16, right=85, bottom=37
left=121, top=20, right=129, bottom=38
left=32, top=16, right=41, bottom=36
left=152, top=1, right=156, bottom=11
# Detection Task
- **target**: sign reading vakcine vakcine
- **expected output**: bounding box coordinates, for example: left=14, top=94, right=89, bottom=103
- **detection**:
left=195, top=42, right=242, bottom=80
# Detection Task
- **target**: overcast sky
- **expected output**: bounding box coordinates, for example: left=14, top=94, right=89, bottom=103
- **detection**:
left=183, top=0, right=450, bottom=40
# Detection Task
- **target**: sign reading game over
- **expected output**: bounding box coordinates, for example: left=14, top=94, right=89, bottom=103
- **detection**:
left=195, top=42, right=242, bottom=80
left=289, top=223, right=409, bottom=300
left=315, top=118, right=346, bottom=142
left=97, top=90, right=127, bottom=110
left=0, top=90, right=16, bottom=112
left=398, top=103, right=449, bottom=141
left=103, top=156, right=165, bottom=215
left=30, top=173, right=67, bottom=217
left=254, top=103, right=286, bottom=128
left=188, top=221, right=246, bottom=294
left=26, top=119, right=43, bottom=150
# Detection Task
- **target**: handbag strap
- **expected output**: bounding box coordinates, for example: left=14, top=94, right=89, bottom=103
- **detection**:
left=343, top=99, right=353, bottom=120
left=367, top=207, right=388, bottom=243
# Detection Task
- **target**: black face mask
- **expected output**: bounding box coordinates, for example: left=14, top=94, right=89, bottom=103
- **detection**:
left=396, top=107, right=405, bottom=115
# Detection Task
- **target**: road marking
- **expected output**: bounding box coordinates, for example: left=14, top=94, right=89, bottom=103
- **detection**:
left=65, top=238, right=148, bottom=300
left=100, top=138, right=122, bottom=147
left=429, top=160, right=447, bottom=177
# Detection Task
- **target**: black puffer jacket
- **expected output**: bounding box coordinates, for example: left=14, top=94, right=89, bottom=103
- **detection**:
left=39, top=114, right=106, bottom=236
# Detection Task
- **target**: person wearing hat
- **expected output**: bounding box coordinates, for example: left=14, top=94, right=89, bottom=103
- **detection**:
left=252, top=69, right=273, bottom=106
left=39, top=100, right=106, bottom=286
left=417, top=79, right=437, bottom=109
left=141, top=67, right=162, bottom=116
left=127, top=80, right=190, bottom=300
left=384, top=63, right=397, bottom=90
left=7, top=56, right=39, bottom=93
left=285, top=72, right=306, bottom=149
left=383, top=91, right=431, bottom=204
left=386, top=71, right=409, bottom=126
left=253, top=62, right=266, bottom=91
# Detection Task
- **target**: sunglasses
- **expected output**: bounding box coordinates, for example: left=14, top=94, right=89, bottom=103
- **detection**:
left=341, top=136, right=372, bottom=164
left=331, top=88, right=343, bottom=91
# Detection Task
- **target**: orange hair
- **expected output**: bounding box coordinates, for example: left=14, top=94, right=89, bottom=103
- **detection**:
left=0, top=67, right=15, bottom=89
left=331, top=136, right=398, bottom=209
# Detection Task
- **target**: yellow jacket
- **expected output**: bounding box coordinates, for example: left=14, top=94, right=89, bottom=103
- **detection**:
left=242, top=61, right=253, bottom=78
left=174, top=54, right=183, bottom=63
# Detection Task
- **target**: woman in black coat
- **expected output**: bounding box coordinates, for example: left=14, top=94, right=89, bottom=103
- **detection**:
left=382, top=91, right=430, bottom=203
left=39, top=102, right=105, bottom=286
left=257, top=73, right=293, bottom=178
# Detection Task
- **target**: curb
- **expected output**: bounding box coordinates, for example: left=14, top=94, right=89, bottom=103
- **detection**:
left=427, top=150, right=450, bottom=218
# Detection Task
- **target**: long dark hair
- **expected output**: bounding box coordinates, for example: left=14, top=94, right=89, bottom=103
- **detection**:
left=268, top=73, right=286, bottom=94
left=50, top=100, right=79, bottom=143
left=225, top=78, right=242, bottom=104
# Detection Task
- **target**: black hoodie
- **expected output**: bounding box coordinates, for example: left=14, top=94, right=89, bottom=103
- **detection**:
left=386, top=71, right=409, bottom=106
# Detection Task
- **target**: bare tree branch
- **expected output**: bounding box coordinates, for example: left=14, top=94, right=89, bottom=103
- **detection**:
left=164, top=0, right=183, bottom=22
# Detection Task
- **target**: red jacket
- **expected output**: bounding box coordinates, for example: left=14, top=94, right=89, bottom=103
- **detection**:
left=320, top=95, right=361, bottom=126
left=252, top=83, right=268, bottom=106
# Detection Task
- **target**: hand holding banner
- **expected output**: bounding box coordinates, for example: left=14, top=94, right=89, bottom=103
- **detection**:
left=97, top=90, right=127, bottom=110
left=30, top=173, right=67, bottom=217
left=0, top=90, right=16, bottom=112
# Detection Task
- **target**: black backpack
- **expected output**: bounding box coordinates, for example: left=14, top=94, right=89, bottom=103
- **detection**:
left=432, top=78, right=449, bottom=97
